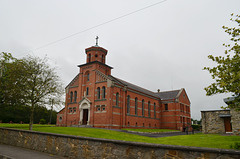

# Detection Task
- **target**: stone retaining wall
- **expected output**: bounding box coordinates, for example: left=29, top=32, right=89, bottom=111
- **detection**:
left=0, top=128, right=240, bottom=159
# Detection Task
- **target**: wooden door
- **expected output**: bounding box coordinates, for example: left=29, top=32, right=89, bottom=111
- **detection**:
left=224, top=117, right=232, bottom=132
left=82, top=109, right=88, bottom=125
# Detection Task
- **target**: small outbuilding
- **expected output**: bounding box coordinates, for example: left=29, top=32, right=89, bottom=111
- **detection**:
left=201, top=109, right=240, bottom=135
left=201, top=97, right=240, bottom=135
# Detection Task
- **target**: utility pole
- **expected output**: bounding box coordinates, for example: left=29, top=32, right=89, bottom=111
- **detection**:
left=49, top=99, right=54, bottom=124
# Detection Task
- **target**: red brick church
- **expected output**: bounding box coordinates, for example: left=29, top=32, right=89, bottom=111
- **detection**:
left=57, top=39, right=191, bottom=130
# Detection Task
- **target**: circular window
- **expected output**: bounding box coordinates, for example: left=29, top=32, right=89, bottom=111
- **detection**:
left=95, top=54, right=98, bottom=57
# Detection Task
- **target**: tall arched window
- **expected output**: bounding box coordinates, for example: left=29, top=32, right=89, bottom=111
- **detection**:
left=74, top=91, right=77, bottom=102
left=88, top=54, right=91, bottom=63
left=154, top=103, right=156, bottom=118
left=86, top=87, right=89, bottom=96
left=87, top=73, right=90, bottom=81
left=127, top=95, right=130, bottom=114
left=101, top=55, right=104, bottom=63
left=102, top=86, right=106, bottom=99
left=142, top=99, right=144, bottom=116
left=97, top=87, right=100, bottom=99
left=84, top=71, right=90, bottom=83
left=148, top=101, right=151, bottom=117
left=165, top=104, right=168, bottom=110
left=70, top=91, right=73, bottom=103
left=116, top=92, right=119, bottom=106
left=135, top=98, right=138, bottom=115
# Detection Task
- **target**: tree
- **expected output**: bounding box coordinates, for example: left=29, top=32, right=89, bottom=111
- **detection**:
left=204, top=14, right=240, bottom=110
left=0, top=53, right=64, bottom=129
left=20, top=56, right=64, bottom=130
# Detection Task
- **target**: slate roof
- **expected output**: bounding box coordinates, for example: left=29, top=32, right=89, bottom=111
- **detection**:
left=155, top=89, right=181, bottom=100
left=65, top=73, right=182, bottom=100
left=78, top=61, right=113, bottom=69
left=223, top=97, right=236, bottom=104
left=109, top=75, right=159, bottom=98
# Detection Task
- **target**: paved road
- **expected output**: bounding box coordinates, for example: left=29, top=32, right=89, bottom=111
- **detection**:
left=123, top=131, right=200, bottom=137
left=0, top=144, right=66, bottom=159
left=74, top=126, right=200, bottom=138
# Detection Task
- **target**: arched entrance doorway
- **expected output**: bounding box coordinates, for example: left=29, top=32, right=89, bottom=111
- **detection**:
left=79, top=98, right=91, bottom=125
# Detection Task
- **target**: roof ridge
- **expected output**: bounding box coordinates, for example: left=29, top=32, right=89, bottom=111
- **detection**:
left=114, top=76, right=155, bottom=93
left=108, top=75, right=127, bottom=86
left=156, top=89, right=181, bottom=93
left=110, top=76, right=158, bottom=98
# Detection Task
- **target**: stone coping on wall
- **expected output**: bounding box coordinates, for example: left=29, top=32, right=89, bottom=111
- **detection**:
left=1, top=127, right=240, bottom=155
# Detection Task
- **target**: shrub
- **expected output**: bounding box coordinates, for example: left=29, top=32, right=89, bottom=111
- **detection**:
left=230, top=142, right=240, bottom=150
left=39, top=119, right=46, bottom=124
left=192, top=124, right=201, bottom=131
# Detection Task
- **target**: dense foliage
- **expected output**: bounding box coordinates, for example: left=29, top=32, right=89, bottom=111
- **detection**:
left=204, top=14, right=240, bottom=109
left=0, top=104, right=57, bottom=124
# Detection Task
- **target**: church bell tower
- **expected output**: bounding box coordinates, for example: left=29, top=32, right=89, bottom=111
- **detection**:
left=85, top=36, right=108, bottom=64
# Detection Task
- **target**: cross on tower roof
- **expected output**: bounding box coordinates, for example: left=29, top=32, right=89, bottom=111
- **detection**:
left=95, top=36, right=99, bottom=46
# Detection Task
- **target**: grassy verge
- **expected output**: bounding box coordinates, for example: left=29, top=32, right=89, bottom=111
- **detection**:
left=122, top=128, right=180, bottom=133
left=0, top=124, right=239, bottom=150
left=0, top=123, right=55, bottom=128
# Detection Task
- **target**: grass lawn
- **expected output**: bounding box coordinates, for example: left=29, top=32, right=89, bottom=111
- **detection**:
left=122, top=128, right=179, bottom=133
left=0, top=123, right=55, bottom=128
left=1, top=124, right=239, bottom=150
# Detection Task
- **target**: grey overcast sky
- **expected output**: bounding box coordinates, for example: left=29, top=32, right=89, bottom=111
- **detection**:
left=0, top=0, right=239, bottom=119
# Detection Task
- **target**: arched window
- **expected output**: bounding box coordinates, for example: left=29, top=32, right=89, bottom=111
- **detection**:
left=87, top=73, right=90, bottom=81
left=97, top=87, right=100, bottom=99
left=116, top=92, right=119, bottom=106
left=154, top=103, right=156, bottom=118
left=102, top=55, right=105, bottom=63
left=148, top=101, right=151, bottom=117
left=127, top=95, right=130, bottom=114
left=74, top=91, right=77, bottom=102
left=70, top=92, right=73, bottom=103
left=135, top=98, right=138, bottom=115
left=88, top=54, right=91, bottom=63
left=86, top=87, right=89, bottom=96
left=165, top=104, right=168, bottom=110
left=102, top=86, right=106, bottom=99
left=101, top=55, right=104, bottom=63
left=84, top=71, right=90, bottom=83
left=142, top=99, right=144, bottom=116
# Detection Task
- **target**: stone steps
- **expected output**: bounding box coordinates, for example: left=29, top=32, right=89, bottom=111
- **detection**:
left=70, top=125, right=93, bottom=128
